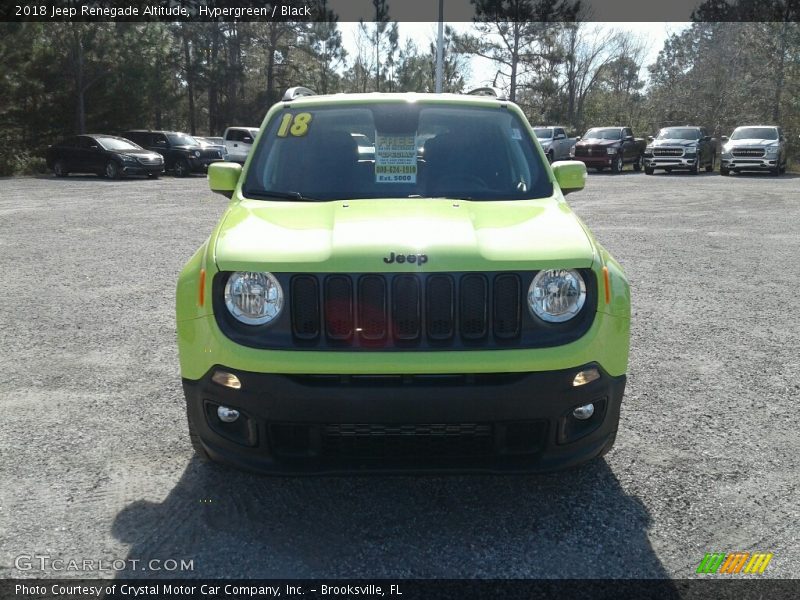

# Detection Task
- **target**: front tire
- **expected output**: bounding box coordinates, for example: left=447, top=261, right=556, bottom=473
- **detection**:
left=720, top=165, right=730, bottom=176
left=105, top=161, right=122, bottom=180
left=644, top=166, right=655, bottom=175
left=689, top=154, right=699, bottom=174
left=147, top=172, right=160, bottom=179
left=174, top=158, right=190, bottom=177
left=611, top=153, right=623, bottom=174
left=186, top=403, right=210, bottom=462
left=547, top=150, right=554, bottom=164
left=633, top=154, right=643, bottom=171
left=53, top=160, right=68, bottom=177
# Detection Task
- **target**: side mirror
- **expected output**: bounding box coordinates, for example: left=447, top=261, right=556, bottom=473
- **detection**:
left=89, top=145, right=99, bottom=150
left=647, top=135, right=654, bottom=142
left=625, top=135, right=634, bottom=141
left=575, top=136, right=581, bottom=141
left=554, top=133, right=566, bottom=140
left=703, top=136, right=711, bottom=142
left=721, top=136, right=729, bottom=142
left=208, top=162, right=242, bottom=198
left=552, top=161, right=587, bottom=196
left=243, top=137, right=253, bottom=144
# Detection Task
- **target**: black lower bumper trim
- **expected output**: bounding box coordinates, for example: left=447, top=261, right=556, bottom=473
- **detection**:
left=182, top=364, right=626, bottom=474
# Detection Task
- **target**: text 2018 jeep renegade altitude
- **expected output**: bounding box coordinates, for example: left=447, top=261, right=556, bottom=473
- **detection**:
left=176, top=87, right=631, bottom=473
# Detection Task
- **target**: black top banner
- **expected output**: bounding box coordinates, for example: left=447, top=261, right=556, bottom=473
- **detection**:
left=2, top=0, right=800, bottom=22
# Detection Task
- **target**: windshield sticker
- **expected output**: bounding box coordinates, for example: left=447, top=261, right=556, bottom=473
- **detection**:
left=276, top=112, right=312, bottom=138
left=511, top=128, right=522, bottom=140
left=374, top=132, right=417, bottom=183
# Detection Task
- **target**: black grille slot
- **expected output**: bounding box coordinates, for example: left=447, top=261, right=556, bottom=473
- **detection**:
left=358, top=276, right=387, bottom=341
left=324, top=276, right=354, bottom=340
left=493, top=274, right=521, bottom=339
left=392, top=275, right=421, bottom=341
left=426, top=275, right=455, bottom=341
left=460, top=274, right=488, bottom=340
left=291, top=276, right=320, bottom=340
left=322, top=423, right=494, bottom=458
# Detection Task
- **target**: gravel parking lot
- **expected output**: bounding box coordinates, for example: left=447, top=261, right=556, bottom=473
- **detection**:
left=0, top=170, right=798, bottom=580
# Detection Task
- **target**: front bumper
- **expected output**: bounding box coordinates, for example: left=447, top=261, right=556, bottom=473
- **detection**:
left=721, top=156, right=778, bottom=171
left=644, top=155, right=697, bottom=169
left=122, top=163, right=163, bottom=176
left=183, top=364, right=626, bottom=474
left=572, top=155, right=614, bottom=167
left=189, top=157, right=223, bottom=173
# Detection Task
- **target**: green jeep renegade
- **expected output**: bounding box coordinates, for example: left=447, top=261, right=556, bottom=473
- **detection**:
left=176, top=87, right=630, bottom=473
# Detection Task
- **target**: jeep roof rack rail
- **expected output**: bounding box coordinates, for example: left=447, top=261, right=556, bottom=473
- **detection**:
left=466, top=87, right=508, bottom=101
left=283, top=86, right=316, bottom=101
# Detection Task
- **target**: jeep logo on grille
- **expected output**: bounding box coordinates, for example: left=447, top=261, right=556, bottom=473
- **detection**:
left=383, top=252, right=428, bottom=265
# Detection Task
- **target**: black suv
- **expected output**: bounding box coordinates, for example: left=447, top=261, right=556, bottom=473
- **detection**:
left=46, top=134, right=164, bottom=179
left=122, top=131, right=224, bottom=177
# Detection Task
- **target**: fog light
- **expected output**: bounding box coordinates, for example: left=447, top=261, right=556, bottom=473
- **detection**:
left=572, top=403, right=595, bottom=420
left=217, top=406, right=240, bottom=423
left=212, top=370, right=241, bottom=390
left=573, top=368, right=600, bottom=387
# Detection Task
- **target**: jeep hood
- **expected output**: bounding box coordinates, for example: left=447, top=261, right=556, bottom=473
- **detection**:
left=213, top=198, right=596, bottom=273
left=651, top=139, right=699, bottom=146
left=728, top=139, right=778, bottom=146
left=576, top=139, right=620, bottom=146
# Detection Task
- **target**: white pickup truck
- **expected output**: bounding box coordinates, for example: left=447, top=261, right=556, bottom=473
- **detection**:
left=533, top=126, right=579, bottom=162
left=223, top=126, right=260, bottom=164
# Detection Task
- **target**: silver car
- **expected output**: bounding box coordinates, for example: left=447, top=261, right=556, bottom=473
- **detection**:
left=533, top=126, right=578, bottom=162
left=720, top=126, right=787, bottom=176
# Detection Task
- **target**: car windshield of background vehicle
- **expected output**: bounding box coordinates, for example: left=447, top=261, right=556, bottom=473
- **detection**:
left=96, top=137, right=142, bottom=151
left=731, top=127, right=778, bottom=140
left=584, top=128, right=622, bottom=140
left=534, top=128, right=553, bottom=139
left=657, top=128, right=699, bottom=140
left=243, top=104, right=553, bottom=202
left=167, top=133, right=198, bottom=146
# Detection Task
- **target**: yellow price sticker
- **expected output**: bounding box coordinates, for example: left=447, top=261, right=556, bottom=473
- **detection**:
left=277, top=112, right=312, bottom=137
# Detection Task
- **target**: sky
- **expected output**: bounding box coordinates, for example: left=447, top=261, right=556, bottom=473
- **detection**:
left=338, top=22, right=691, bottom=89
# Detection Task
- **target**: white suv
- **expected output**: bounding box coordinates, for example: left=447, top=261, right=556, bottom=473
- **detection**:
left=223, top=127, right=259, bottom=164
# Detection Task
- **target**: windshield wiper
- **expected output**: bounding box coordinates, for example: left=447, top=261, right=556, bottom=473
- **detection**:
left=243, top=189, right=318, bottom=201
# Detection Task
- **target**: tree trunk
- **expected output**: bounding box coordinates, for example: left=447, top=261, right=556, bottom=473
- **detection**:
left=182, top=26, right=196, bottom=135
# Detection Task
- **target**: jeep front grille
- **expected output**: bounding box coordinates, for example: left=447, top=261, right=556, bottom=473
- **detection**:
left=653, top=148, right=684, bottom=157
left=291, top=273, right=519, bottom=346
left=732, top=148, right=765, bottom=157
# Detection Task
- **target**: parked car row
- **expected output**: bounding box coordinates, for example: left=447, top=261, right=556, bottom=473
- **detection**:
left=45, top=126, right=259, bottom=179
left=542, top=124, right=789, bottom=177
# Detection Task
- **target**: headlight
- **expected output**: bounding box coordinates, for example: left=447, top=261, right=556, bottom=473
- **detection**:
left=645, top=145, right=653, bottom=152
left=606, top=147, right=617, bottom=155
left=722, top=144, right=733, bottom=155
left=120, top=154, right=138, bottom=162
left=527, top=269, right=587, bottom=323
left=684, top=147, right=697, bottom=156
left=224, top=272, right=283, bottom=325
left=194, top=150, right=201, bottom=158
left=764, top=146, right=779, bottom=155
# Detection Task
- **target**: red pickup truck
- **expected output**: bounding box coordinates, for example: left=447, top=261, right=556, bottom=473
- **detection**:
left=569, top=127, right=647, bottom=173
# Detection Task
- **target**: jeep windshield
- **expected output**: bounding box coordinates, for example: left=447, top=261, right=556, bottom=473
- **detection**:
left=96, top=137, right=143, bottom=151
left=731, top=127, right=777, bottom=140
left=584, top=128, right=622, bottom=140
left=167, top=133, right=199, bottom=146
left=657, top=128, right=699, bottom=140
left=242, top=103, right=552, bottom=201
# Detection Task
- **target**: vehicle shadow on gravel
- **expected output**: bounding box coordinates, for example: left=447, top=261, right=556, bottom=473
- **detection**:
left=111, top=457, right=675, bottom=579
